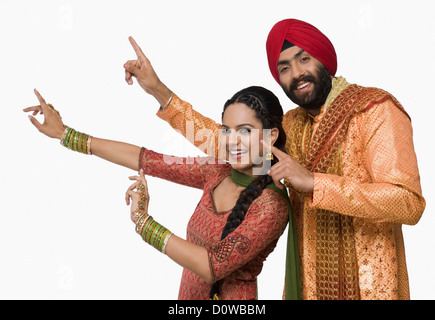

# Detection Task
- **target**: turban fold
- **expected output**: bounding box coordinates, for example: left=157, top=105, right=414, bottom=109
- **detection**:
left=266, top=19, right=337, bottom=84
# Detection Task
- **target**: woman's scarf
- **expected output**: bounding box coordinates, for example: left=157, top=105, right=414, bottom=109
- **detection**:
left=230, top=168, right=302, bottom=300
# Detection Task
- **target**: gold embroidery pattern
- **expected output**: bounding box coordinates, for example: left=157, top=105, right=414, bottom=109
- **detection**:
left=285, top=80, right=407, bottom=300
left=212, top=234, right=251, bottom=263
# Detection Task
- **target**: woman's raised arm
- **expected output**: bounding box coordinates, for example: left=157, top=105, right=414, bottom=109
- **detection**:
left=24, top=89, right=142, bottom=171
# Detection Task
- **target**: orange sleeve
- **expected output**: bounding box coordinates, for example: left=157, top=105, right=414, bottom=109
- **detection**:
left=156, top=93, right=222, bottom=159
left=311, top=99, right=425, bottom=225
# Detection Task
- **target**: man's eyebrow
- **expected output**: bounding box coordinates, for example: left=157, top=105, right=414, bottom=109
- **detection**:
left=277, top=49, right=306, bottom=66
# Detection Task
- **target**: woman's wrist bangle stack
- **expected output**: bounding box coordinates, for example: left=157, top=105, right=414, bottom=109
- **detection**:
left=60, top=127, right=92, bottom=155
left=135, top=212, right=173, bottom=255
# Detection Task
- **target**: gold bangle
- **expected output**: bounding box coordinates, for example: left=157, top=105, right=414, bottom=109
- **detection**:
left=136, top=215, right=151, bottom=235
left=60, top=127, right=69, bottom=145
left=86, top=135, right=93, bottom=155
left=161, top=232, right=173, bottom=255
left=135, top=213, right=151, bottom=234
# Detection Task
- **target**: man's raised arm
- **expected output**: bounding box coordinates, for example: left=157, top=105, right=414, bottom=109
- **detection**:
left=123, top=37, right=221, bottom=158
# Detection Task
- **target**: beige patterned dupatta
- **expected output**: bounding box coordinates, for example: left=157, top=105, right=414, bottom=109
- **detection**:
left=285, top=77, right=408, bottom=299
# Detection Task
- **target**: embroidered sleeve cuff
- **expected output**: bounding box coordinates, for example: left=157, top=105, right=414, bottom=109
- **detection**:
left=208, top=234, right=251, bottom=281
left=156, top=93, right=182, bottom=122
left=311, top=172, right=327, bottom=208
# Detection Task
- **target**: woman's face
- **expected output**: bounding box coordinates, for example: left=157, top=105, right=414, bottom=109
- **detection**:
left=221, top=102, right=275, bottom=176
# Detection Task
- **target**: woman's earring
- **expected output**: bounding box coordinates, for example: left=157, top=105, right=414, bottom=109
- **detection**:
left=266, top=151, right=274, bottom=161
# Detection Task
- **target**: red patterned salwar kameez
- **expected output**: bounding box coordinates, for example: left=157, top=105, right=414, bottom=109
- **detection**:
left=140, top=148, right=289, bottom=300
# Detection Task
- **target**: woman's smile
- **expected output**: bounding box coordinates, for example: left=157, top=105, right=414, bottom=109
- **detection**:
left=229, top=148, right=249, bottom=161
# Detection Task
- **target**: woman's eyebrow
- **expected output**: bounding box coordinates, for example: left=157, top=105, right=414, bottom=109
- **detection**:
left=222, top=123, right=255, bottom=128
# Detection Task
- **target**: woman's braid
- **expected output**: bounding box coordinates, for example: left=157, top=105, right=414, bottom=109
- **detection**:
left=209, top=86, right=286, bottom=299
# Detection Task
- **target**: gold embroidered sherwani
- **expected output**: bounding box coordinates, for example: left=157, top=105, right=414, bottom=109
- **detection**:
left=156, top=77, right=425, bottom=300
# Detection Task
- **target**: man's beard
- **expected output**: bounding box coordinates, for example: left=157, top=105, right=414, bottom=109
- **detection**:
left=282, top=65, right=332, bottom=112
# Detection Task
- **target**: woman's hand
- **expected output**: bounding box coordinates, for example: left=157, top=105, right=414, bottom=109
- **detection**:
left=125, top=169, right=150, bottom=223
left=123, top=36, right=172, bottom=106
left=23, top=89, right=66, bottom=139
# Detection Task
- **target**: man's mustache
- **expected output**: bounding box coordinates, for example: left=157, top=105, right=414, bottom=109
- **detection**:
left=289, top=74, right=316, bottom=91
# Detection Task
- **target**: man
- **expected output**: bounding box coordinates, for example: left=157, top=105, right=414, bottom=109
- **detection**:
left=123, top=18, right=425, bottom=299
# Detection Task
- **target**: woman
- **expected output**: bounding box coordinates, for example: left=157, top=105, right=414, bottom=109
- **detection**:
left=24, top=86, right=300, bottom=300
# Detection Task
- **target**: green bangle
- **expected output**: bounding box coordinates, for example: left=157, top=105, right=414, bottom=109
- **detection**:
left=155, top=226, right=168, bottom=249
left=77, top=132, right=83, bottom=153
left=64, top=128, right=74, bottom=148
left=155, top=228, right=168, bottom=250
left=158, top=229, right=171, bottom=252
left=67, top=130, right=75, bottom=150
left=137, top=215, right=173, bottom=254
left=73, top=131, right=79, bottom=151
left=145, top=221, right=159, bottom=244
left=150, top=225, right=164, bottom=248
left=141, top=217, right=155, bottom=239
left=161, top=232, right=173, bottom=255
left=62, top=127, right=74, bottom=147
left=61, top=127, right=92, bottom=155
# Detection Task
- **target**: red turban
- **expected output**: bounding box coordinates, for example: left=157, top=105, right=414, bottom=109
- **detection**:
left=266, top=19, right=337, bottom=84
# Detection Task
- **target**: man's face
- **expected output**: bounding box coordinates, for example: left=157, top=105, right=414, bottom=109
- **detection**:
left=277, top=46, right=332, bottom=112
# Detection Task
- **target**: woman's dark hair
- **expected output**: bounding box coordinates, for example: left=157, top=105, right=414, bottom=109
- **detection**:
left=209, top=86, right=287, bottom=299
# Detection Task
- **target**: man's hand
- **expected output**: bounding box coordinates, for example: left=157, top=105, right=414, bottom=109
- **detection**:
left=262, top=140, right=314, bottom=193
left=124, top=36, right=172, bottom=106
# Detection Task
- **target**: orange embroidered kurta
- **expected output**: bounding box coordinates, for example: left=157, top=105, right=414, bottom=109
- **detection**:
left=156, top=77, right=425, bottom=300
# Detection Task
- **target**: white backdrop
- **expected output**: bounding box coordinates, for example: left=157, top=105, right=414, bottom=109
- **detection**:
left=0, top=0, right=433, bottom=300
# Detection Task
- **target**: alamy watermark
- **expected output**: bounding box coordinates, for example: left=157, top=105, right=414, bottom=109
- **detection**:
left=162, top=121, right=274, bottom=175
